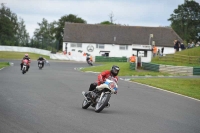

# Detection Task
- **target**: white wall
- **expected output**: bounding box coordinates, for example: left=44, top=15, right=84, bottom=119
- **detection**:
left=0, top=45, right=175, bottom=62
left=0, top=46, right=86, bottom=61
left=0, top=46, right=51, bottom=56
left=157, top=46, right=175, bottom=54
left=63, top=42, right=149, bottom=57
left=63, top=42, right=176, bottom=62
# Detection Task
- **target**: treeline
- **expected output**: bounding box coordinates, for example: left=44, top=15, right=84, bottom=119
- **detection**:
left=168, top=1, right=200, bottom=44
left=0, top=3, right=87, bottom=52
left=1, top=1, right=200, bottom=51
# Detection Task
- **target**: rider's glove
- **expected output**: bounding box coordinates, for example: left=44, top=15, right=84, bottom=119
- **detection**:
left=100, top=80, right=104, bottom=84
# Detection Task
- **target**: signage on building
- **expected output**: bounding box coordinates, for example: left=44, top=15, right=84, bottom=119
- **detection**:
left=87, top=45, right=94, bottom=52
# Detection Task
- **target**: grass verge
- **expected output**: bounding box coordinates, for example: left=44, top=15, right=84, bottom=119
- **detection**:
left=81, top=62, right=171, bottom=76
left=0, top=51, right=50, bottom=60
left=0, top=62, right=9, bottom=69
left=131, top=78, right=200, bottom=100
left=152, top=47, right=200, bottom=67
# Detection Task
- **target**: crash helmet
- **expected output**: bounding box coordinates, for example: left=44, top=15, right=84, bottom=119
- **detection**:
left=25, top=54, right=28, bottom=57
left=110, top=65, right=120, bottom=76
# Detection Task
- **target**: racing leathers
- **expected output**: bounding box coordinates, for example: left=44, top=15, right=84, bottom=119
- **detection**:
left=21, top=57, right=31, bottom=71
left=88, top=70, right=118, bottom=92
left=37, top=57, right=45, bottom=68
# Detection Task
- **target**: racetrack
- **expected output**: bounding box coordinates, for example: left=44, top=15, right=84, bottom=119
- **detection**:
left=0, top=60, right=200, bottom=133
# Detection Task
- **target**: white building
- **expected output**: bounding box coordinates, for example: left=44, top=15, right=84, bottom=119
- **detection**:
left=63, top=23, right=183, bottom=62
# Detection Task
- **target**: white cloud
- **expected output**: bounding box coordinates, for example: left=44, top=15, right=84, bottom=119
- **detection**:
left=3, top=0, right=184, bottom=37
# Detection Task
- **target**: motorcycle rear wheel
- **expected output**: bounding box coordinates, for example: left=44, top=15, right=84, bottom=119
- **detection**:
left=95, top=93, right=110, bottom=113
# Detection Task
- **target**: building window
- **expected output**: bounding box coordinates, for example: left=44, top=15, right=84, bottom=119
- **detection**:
left=119, top=45, right=128, bottom=50
left=70, top=43, right=82, bottom=48
left=71, top=43, right=76, bottom=47
left=77, top=43, right=82, bottom=47
left=96, top=44, right=104, bottom=49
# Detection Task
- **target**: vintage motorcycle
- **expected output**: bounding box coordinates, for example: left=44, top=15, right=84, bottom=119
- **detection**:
left=22, top=59, right=29, bottom=74
left=82, top=78, right=118, bottom=113
left=87, top=59, right=93, bottom=66
left=38, top=60, right=44, bottom=69
left=86, top=56, right=93, bottom=66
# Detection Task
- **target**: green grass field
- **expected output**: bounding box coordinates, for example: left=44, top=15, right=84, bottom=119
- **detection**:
left=0, top=51, right=50, bottom=60
left=1, top=50, right=199, bottom=100
left=0, top=62, right=9, bottom=68
left=152, top=47, right=200, bottom=67
left=131, top=78, right=200, bottom=100
left=82, top=62, right=171, bottom=76
left=176, top=47, right=200, bottom=56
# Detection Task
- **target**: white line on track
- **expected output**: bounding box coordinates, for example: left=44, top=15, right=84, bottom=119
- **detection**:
left=0, top=67, right=5, bottom=71
left=120, top=78, right=200, bottom=102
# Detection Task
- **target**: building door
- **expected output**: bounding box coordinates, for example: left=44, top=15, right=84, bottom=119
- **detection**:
left=105, top=53, right=109, bottom=57
left=99, top=51, right=110, bottom=57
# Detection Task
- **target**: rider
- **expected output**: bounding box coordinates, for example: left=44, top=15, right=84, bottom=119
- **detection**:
left=86, top=54, right=92, bottom=62
left=37, top=56, right=46, bottom=68
left=84, top=65, right=120, bottom=104
left=21, top=53, right=31, bottom=71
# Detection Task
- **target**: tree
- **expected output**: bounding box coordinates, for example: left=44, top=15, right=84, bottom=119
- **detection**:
left=33, top=18, right=55, bottom=49
left=55, top=14, right=86, bottom=51
left=16, top=17, right=30, bottom=46
left=100, top=12, right=117, bottom=25
left=33, top=14, right=86, bottom=51
left=100, top=21, right=113, bottom=25
left=0, top=3, right=29, bottom=46
left=0, top=3, right=18, bottom=45
left=168, top=1, right=200, bottom=43
left=109, top=12, right=116, bottom=24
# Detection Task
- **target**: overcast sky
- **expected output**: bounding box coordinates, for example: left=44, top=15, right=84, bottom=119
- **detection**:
left=2, top=0, right=200, bottom=37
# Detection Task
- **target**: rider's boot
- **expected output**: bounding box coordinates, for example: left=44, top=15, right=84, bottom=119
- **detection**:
left=27, top=66, right=30, bottom=71
left=105, top=102, right=110, bottom=108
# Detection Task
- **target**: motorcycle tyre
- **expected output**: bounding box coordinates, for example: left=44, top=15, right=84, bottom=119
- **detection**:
left=87, top=61, right=93, bottom=66
left=22, top=67, right=26, bottom=74
left=82, top=99, right=91, bottom=109
left=95, top=93, right=110, bottom=113
left=38, top=64, right=43, bottom=69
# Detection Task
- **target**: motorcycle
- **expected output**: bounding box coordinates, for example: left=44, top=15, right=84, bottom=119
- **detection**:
left=38, top=60, right=44, bottom=69
left=86, top=59, right=93, bottom=66
left=22, top=59, right=29, bottom=74
left=82, top=78, right=118, bottom=113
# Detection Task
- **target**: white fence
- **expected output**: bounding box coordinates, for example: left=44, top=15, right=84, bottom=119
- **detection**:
left=159, top=65, right=193, bottom=75
left=0, top=46, right=86, bottom=61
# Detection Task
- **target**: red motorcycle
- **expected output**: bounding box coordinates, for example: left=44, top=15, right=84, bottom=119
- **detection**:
left=21, top=59, right=30, bottom=74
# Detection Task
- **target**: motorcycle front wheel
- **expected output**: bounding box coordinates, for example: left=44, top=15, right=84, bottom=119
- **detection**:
left=82, top=99, right=91, bottom=109
left=22, top=67, right=26, bottom=74
left=95, top=93, right=110, bottom=113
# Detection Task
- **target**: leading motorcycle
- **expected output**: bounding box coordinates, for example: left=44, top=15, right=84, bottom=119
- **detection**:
left=22, top=59, right=29, bottom=74
left=82, top=78, right=118, bottom=113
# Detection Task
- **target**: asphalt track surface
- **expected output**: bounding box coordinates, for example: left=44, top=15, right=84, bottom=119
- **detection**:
left=0, top=60, right=200, bottom=133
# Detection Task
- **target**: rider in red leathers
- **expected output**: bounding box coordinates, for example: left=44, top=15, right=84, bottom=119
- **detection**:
left=84, top=65, right=120, bottom=98
left=84, top=65, right=120, bottom=107
left=20, top=54, right=31, bottom=71
left=97, top=67, right=119, bottom=85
